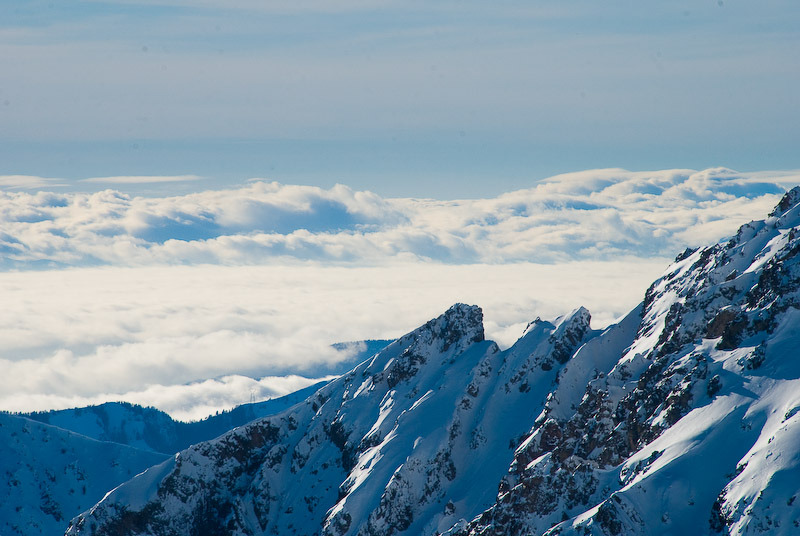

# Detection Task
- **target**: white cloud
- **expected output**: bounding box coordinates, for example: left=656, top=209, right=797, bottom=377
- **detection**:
left=0, top=175, right=67, bottom=189
left=0, top=168, right=792, bottom=269
left=0, top=260, right=668, bottom=419
left=2, top=374, right=335, bottom=423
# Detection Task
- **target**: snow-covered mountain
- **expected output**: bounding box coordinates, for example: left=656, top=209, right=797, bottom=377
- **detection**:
left=66, top=188, right=800, bottom=535
left=3, top=341, right=390, bottom=536
left=0, top=413, right=167, bottom=536
left=64, top=303, right=597, bottom=535
left=2, top=388, right=330, bottom=536
left=23, top=382, right=328, bottom=455
left=456, top=187, right=800, bottom=536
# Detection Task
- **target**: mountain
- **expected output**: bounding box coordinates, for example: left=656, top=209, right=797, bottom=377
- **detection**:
left=2, top=388, right=328, bottom=536
left=0, top=413, right=167, bottom=536
left=4, top=341, right=391, bottom=536
left=23, top=382, right=328, bottom=455
left=65, top=303, right=598, bottom=535
left=455, top=188, right=800, bottom=535
left=66, top=188, right=800, bottom=535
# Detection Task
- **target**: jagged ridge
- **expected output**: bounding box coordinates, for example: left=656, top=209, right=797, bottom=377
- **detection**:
left=458, top=187, right=800, bottom=536
left=66, top=304, right=596, bottom=536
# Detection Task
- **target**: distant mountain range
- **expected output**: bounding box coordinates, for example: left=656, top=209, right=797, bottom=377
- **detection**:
left=22, top=382, right=327, bottom=455
left=2, top=386, right=329, bottom=536
left=0, top=412, right=165, bottom=536
left=55, top=188, right=800, bottom=535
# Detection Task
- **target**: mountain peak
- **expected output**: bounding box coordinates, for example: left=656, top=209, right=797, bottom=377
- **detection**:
left=438, top=302, right=485, bottom=345
left=61, top=192, right=800, bottom=536
left=769, top=185, right=800, bottom=218
left=393, top=303, right=484, bottom=358
left=548, top=306, right=592, bottom=364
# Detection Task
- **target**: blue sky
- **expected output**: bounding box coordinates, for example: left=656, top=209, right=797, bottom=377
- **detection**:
left=1, top=0, right=798, bottom=197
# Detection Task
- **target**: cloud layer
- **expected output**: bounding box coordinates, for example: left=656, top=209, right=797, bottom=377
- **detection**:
left=1, top=261, right=667, bottom=420
left=2, top=168, right=797, bottom=420
left=0, top=168, right=796, bottom=268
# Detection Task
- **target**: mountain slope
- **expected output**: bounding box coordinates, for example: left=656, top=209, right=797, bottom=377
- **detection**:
left=9, top=346, right=390, bottom=536
left=0, top=413, right=167, bottom=536
left=65, top=304, right=598, bottom=535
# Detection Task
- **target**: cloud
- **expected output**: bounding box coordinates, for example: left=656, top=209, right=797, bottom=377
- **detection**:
left=2, top=374, right=335, bottom=423
left=0, top=260, right=667, bottom=419
left=0, top=175, right=67, bottom=189
left=0, top=168, right=793, bottom=269
left=80, top=175, right=203, bottom=184
left=118, top=374, right=339, bottom=422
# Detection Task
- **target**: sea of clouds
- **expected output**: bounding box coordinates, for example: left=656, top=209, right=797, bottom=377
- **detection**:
left=2, top=167, right=795, bottom=268
left=3, top=167, right=798, bottom=420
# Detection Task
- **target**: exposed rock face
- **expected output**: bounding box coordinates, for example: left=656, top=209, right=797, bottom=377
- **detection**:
left=67, top=188, right=800, bottom=536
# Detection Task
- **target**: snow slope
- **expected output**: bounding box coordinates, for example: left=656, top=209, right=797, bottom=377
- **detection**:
left=65, top=304, right=597, bottom=535
left=8, top=367, right=375, bottom=535
left=0, top=413, right=166, bottom=536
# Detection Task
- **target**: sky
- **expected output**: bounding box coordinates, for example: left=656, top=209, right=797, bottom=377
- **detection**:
left=1, top=0, right=799, bottom=197
left=2, top=1, right=799, bottom=420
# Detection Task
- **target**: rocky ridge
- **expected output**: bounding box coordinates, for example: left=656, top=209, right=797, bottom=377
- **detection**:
left=457, top=187, right=800, bottom=535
